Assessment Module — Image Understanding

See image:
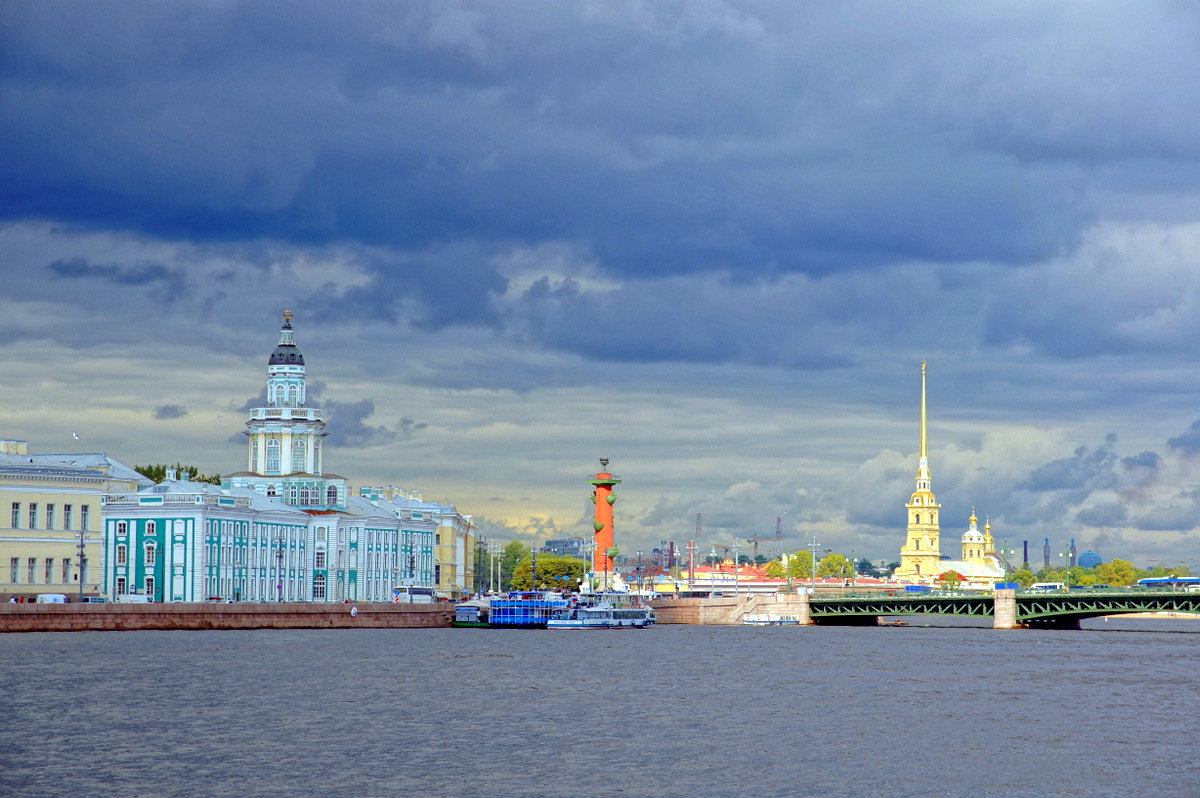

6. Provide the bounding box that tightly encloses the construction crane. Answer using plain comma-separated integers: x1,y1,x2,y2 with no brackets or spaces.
748,517,786,562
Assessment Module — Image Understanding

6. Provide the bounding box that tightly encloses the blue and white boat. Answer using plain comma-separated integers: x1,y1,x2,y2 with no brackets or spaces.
742,613,800,626
546,594,655,630
489,591,570,628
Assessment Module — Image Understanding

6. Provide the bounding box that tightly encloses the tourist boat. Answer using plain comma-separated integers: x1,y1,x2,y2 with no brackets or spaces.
451,601,490,628
742,613,800,626
546,593,655,630
488,591,570,628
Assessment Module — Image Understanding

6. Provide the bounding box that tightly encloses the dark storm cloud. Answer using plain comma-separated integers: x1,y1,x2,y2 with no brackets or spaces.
323,398,425,449
7,2,1200,295
153,404,188,420
1019,434,1119,493
1168,420,1200,452
1122,451,1159,470
1076,503,1127,528
47,257,187,300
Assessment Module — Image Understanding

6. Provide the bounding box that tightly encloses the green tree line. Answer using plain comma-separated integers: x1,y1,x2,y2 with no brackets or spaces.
135,463,223,485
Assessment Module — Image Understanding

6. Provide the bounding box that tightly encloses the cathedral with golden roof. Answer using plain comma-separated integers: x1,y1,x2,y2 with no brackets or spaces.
893,363,1005,587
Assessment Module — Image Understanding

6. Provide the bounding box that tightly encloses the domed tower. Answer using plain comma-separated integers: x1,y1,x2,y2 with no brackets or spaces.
896,362,942,581
961,510,985,562
229,311,344,508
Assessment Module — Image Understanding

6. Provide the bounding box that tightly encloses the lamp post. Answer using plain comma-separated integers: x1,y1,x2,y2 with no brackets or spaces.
732,539,740,598
636,550,643,595
807,536,822,595
275,536,284,601
1059,551,1070,590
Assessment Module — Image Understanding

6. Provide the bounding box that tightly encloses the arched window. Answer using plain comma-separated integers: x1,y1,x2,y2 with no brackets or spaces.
313,574,326,600
291,437,305,473
288,386,298,406
288,484,298,505
251,439,259,471
326,485,337,506
266,440,280,474
915,514,921,524
914,539,920,550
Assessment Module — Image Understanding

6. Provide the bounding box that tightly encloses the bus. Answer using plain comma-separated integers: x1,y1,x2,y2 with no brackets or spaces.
1027,582,1065,591
392,586,436,604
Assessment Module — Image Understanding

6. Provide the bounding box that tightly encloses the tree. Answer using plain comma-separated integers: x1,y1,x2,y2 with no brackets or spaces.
786,550,815,579
763,559,786,578
936,570,965,588
499,541,530,591
1095,558,1137,586
1010,568,1036,588
511,555,584,591
135,463,222,485
818,553,855,579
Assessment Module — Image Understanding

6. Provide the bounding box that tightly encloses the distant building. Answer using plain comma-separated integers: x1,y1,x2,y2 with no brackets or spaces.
1,440,148,600
1078,550,1102,569
894,363,1003,588
101,310,468,602
542,537,585,558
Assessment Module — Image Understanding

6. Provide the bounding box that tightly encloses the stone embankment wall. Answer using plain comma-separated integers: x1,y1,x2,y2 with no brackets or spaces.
0,602,451,632
649,594,810,625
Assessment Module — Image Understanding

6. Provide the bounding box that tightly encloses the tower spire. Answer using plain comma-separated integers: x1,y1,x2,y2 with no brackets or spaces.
920,360,927,460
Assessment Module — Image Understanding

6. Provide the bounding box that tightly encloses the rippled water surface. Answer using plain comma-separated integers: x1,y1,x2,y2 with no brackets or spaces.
2,621,1198,797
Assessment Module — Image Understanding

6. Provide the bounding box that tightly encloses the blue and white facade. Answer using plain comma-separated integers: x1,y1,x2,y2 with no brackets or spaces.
227,309,347,510
100,310,445,603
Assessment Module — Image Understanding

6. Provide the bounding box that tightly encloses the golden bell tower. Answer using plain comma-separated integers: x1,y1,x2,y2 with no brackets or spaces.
895,362,942,581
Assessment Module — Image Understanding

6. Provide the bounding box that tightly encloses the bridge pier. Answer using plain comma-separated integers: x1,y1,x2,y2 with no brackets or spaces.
993,588,1020,629
797,591,812,625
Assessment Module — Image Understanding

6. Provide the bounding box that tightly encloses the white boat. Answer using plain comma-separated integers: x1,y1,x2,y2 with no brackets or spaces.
742,613,800,626
547,594,655,630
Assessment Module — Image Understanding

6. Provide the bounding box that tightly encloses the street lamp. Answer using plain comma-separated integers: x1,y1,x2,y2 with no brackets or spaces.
1058,551,1070,590
636,550,643,595
274,536,284,601
807,536,822,595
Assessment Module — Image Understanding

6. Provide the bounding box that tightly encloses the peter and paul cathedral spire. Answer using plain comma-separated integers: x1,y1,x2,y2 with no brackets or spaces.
895,361,942,581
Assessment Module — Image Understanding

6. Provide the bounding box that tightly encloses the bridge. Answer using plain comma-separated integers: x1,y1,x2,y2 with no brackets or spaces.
809,588,1200,629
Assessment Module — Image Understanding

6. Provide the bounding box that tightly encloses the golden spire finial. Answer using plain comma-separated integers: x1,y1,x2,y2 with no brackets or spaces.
919,361,928,460
282,309,294,323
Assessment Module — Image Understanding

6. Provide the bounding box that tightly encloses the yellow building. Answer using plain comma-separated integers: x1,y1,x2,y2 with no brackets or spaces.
894,363,943,581
892,366,1006,588
1,439,148,600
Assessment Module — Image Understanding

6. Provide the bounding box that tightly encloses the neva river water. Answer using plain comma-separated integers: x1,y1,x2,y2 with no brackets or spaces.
3,620,1198,798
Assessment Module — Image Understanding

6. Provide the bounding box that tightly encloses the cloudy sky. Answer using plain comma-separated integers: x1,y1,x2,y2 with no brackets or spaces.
4,2,1200,567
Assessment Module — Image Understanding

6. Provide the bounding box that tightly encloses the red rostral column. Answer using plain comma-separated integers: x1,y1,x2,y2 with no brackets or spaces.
590,458,622,575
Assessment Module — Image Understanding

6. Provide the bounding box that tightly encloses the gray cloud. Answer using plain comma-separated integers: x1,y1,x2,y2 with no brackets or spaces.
153,404,188,420
1019,434,1119,493
1168,420,1200,452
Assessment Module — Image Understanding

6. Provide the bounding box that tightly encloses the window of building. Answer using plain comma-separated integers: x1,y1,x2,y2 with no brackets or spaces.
117,576,127,595
145,544,156,566
63,505,72,531
291,438,305,473
266,439,280,474
316,527,326,543
80,505,89,531
27,558,36,583
146,520,156,536
117,521,127,537
266,485,277,498
44,559,53,583
28,503,37,530
326,485,337,506
313,574,325,600
46,504,55,530
62,558,70,583
10,557,18,583
145,576,155,598
315,551,326,569
251,438,259,471
10,502,18,529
